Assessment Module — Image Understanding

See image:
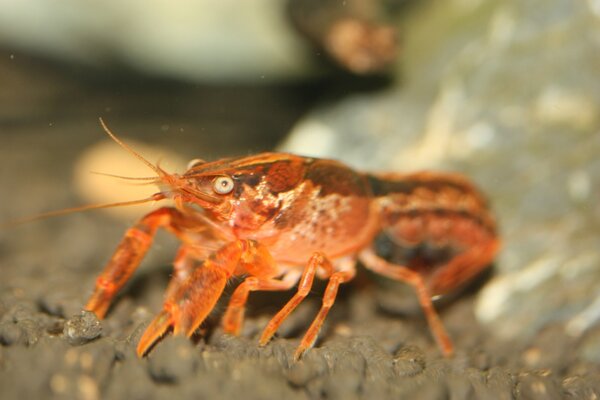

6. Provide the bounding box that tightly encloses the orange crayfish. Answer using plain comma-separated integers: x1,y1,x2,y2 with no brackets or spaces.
70,119,499,359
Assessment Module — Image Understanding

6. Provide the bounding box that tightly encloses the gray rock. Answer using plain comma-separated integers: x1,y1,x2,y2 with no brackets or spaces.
467,367,515,400
64,310,102,345
0,322,22,346
393,345,426,378
38,289,82,318
562,375,600,399
281,0,600,347
517,370,562,400
147,335,198,383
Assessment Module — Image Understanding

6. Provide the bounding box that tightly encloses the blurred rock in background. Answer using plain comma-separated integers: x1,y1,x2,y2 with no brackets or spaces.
0,0,401,83
288,0,400,74
0,0,403,221
282,0,600,355
0,0,311,83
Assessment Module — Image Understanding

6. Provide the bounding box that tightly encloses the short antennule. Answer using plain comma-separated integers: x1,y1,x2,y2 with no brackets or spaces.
90,171,160,184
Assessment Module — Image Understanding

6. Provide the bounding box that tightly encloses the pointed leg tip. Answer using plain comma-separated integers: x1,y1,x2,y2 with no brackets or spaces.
293,341,312,362
441,344,454,358
136,310,174,358
435,331,454,358
258,335,271,347
259,324,277,347
136,342,150,358
136,334,157,358
293,348,306,362
221,324,240,337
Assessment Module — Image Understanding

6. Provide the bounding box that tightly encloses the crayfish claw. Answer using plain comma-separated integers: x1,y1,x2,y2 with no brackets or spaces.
136,309,174,357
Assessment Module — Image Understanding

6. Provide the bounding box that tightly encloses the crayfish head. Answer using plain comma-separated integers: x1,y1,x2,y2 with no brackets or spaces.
97,119,313,229
177,153,309,228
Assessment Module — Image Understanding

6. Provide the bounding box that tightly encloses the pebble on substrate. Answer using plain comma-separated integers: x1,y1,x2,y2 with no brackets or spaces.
562,375,600,399
517,370,562,400
392,345,426,378
38,290,82,318
0,321,22,345
16,319,41,346
6,303,37,323
466,367,514,400
285,342,330,387
147,335,197,383
0,318,42,347
64,311,102,346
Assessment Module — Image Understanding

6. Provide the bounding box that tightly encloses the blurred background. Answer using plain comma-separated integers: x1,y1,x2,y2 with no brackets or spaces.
0,0,405,218
1,0,600,398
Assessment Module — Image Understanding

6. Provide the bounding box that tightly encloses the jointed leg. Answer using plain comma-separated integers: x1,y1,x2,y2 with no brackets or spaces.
221,271,301,335
86,207,186,318
259,252,333,346
294,266,356,360
359,247,453,357
136,239,282,357
428,238,500,296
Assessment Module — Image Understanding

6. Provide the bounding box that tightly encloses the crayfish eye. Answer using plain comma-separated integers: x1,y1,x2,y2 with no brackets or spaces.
213,176,235,194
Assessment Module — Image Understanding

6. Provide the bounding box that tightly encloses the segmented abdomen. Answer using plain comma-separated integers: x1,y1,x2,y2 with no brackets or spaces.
368,171,496,244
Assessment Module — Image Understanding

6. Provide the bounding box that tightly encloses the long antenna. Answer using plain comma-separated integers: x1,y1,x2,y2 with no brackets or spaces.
2,119,173,229
3,193,166,228
98,117,166,177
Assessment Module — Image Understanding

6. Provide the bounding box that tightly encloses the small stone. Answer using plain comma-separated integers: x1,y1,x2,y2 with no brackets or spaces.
393,345,425,377
147,335,197,383
517,370,561,400
562,375,600,399
287,360,317,387
17,319,41,346
45,319,65,336
38,291,79,318
0,322,22,345
7,303,36,323
64,311,102,346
